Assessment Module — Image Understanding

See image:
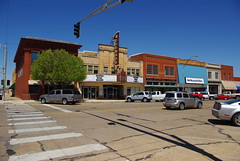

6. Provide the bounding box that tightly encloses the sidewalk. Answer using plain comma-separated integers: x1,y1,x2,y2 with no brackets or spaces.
0,96,125,104
0,96,37,104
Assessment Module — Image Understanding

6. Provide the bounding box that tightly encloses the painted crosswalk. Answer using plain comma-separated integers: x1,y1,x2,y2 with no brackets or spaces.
5,104,108,161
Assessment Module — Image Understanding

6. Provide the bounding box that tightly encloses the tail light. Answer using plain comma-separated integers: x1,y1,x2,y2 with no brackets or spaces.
216,104,221,110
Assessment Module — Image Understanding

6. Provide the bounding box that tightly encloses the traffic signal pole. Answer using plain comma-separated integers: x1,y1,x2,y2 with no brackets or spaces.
74,0,133,38
0,43,8,101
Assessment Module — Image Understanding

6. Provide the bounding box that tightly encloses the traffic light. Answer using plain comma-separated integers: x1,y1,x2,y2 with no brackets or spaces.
7,80,10,86
74,22,80,38
120,0,133,3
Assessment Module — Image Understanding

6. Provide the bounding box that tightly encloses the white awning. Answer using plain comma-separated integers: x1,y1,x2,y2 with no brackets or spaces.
222,81,237,90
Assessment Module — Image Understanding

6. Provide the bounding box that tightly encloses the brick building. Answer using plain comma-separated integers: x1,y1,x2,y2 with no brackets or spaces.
14,37,82,100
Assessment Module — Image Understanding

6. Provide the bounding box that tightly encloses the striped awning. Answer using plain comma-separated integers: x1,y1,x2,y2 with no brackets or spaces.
222,81,237,90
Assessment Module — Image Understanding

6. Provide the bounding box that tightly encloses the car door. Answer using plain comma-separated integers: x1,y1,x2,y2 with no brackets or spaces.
55,90,61,103
183,93,191,107
187,93,195,107
47,90,56,102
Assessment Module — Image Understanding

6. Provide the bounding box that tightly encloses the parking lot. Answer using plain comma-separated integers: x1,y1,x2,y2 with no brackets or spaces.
1,100,240,161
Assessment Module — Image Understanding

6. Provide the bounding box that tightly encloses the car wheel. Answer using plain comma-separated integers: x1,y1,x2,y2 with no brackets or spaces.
62,98,68,105
179,103,185,110
41,98,46,104
232,113,240,127
166,107,171,110
142,97,148,102
127,97,132,102
197,102,202,109
224,97,228,100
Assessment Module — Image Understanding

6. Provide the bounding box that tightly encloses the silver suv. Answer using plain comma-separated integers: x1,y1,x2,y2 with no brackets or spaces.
126,91,152,102
163,92,203,110
40,89,81,105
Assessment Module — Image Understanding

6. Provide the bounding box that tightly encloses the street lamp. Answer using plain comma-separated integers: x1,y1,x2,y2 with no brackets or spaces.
181,55,199,91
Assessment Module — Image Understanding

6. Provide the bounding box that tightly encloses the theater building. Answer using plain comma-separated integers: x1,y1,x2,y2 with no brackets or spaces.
78,44,144,99
129,53,178,93
14,37,82,100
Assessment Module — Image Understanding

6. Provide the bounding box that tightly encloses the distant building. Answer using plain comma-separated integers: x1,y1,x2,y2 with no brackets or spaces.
79,44,144,99
13,37,81,100
177,59,208,92
206,63,221,94
129,53,178,93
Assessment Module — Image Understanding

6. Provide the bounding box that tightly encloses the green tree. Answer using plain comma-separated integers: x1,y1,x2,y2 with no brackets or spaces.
31,49,87,88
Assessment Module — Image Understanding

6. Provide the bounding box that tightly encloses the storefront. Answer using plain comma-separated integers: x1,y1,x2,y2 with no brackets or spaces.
178,63,208,92
81,74,144,99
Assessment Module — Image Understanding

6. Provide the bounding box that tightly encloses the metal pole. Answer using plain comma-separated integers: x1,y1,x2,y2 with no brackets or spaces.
2,45,7,101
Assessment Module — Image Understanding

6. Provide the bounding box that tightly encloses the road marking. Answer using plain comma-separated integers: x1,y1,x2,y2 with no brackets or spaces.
7,111,42,114
8,143,107,161
8,120,57,126
8,114,44,117
8,126,67,134
9,133,83,145
43,104,72,113
7,117,51,121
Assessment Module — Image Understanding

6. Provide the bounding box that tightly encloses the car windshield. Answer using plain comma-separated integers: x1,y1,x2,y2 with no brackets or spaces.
73,90,80,95
224,99,240,104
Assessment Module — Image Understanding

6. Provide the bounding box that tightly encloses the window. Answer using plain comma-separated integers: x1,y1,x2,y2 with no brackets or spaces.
147,65,158,75
177,93,182,98
136,69,140,76
111,67,115,74
94,66,98,74
127,68,131,75
208,72,212,79
165,66,174,76
56,90,61,94
104,67,108,74
63,90,72,94
224,73,226,80
228,73,231,80
88,65,93,73
215,72,219,79
132,69,136,75
49,90,55,95
31,52,38,65
183,93,189,98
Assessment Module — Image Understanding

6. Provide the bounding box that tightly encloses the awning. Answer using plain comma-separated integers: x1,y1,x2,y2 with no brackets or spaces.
145,85,179,88
222,81,237,90
9,83,15,89
237,86,240,90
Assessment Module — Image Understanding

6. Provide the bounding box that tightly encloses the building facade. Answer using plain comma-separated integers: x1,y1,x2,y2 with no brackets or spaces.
221,65,240,92
129,53,178,93
206,63,221,94
177,59,208,92
14,37,82,100
79,44,144,99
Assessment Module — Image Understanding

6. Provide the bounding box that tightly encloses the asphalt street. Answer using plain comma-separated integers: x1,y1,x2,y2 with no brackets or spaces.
0,100,239,161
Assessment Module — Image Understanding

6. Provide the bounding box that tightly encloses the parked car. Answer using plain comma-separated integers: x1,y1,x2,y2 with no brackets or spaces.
200,92,217,100
151,91,165,102
216,94,230,100
163,92,203,110
39,89,81,105
191,92,204,100
223,91,240,99
126,91,152,102
212,99,240,126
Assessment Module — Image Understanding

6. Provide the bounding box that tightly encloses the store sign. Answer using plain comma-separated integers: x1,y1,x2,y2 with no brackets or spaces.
186,77,204,84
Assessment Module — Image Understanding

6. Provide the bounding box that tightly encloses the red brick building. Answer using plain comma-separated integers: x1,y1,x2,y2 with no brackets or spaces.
14,37,82,100
129,53,178,92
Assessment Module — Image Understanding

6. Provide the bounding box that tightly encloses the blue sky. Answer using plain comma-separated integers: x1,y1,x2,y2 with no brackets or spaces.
0,0,240,81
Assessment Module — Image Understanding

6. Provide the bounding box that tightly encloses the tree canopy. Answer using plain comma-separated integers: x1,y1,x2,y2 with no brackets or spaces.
30,49,87,87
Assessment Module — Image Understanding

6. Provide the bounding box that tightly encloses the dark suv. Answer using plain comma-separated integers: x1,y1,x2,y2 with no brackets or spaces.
40,89,81,105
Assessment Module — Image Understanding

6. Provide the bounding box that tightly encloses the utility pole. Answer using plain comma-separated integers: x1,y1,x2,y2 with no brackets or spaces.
73,0,133,38
0,44,8,101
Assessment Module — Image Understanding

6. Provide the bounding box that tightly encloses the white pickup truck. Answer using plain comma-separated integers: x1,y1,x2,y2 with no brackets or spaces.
223,91,240,99
151,91,166,101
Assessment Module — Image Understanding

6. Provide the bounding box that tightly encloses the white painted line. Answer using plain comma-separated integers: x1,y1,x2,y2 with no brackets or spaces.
8,144,107,161
8,126,67,134
8,117,51,121
43,104,72,113
8,114,44,117
8,120,57,126
9,133,83,145
7,111,42,114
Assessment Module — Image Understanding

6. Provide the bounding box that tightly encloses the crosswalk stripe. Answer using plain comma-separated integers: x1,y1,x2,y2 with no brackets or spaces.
8,114,44,117
43,104,72,112
8,143,107,161
9,133,83,145
9,126,67,134
8,117,50,121
8,120,57,126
